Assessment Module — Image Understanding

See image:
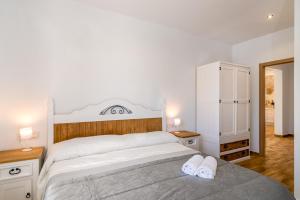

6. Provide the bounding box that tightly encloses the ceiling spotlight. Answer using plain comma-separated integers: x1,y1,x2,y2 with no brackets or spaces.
267,14,274,20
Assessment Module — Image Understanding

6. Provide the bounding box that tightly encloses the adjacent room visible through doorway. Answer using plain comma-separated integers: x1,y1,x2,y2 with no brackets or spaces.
265,63,294,138
238,58,294,192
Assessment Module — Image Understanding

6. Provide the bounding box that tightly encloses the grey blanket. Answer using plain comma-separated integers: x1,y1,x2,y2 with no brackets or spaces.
43,153,295,200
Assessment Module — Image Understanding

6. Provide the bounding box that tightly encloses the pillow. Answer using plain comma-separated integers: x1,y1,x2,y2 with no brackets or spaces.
49,131,178,161
40,131,178,179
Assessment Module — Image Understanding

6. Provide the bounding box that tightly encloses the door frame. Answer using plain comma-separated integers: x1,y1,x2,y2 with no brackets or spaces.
259,57,294,155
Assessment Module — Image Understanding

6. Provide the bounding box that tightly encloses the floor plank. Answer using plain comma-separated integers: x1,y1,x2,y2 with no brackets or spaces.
237,125,294,192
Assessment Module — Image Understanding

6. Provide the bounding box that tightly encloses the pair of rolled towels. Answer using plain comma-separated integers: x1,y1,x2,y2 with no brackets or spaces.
182,155,217,179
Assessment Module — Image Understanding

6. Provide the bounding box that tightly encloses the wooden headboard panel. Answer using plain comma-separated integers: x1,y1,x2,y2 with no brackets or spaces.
47,99,166,149
53,118,162,143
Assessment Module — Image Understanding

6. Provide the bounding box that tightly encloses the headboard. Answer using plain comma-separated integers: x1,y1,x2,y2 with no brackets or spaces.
47,98,166,150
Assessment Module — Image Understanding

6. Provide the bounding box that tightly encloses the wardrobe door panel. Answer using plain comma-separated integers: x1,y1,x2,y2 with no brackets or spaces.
220,103,235,136
236,68,250,101
236,103,250,135
220,66,235,101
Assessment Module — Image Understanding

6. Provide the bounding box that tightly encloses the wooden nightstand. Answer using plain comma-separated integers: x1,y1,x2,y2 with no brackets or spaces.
0,147,45,200
170,131,201,150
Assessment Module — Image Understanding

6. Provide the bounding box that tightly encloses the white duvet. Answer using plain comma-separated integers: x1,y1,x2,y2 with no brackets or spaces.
38,131,196,200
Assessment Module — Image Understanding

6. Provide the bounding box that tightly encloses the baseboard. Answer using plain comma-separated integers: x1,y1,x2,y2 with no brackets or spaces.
274,134,294,138
265,122,274,126
230,156,250,163
250,151,260,156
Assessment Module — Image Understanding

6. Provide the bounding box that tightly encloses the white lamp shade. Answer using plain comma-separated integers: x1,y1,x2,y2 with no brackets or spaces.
174,118,181,126
19,127,33,140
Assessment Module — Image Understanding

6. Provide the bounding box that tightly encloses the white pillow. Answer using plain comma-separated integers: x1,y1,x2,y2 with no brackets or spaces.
49,131,178,161
40,131,178,180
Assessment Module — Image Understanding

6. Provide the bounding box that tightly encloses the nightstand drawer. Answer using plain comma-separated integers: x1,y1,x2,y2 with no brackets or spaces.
0,163,33,181
185,138,197,146
179,136,200,150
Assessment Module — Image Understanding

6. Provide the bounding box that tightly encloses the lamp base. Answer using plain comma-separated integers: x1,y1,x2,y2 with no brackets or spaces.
21,148,32,152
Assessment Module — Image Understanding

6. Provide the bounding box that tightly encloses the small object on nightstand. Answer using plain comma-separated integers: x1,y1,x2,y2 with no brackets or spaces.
0,147,45,200
19,127,34,152
173,118,181,133
170,131,201,151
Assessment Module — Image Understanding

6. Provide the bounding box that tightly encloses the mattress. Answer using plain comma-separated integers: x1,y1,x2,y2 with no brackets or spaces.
38,142,295,200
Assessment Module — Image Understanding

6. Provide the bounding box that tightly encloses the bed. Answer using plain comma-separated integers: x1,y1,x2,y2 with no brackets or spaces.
38,99,295,200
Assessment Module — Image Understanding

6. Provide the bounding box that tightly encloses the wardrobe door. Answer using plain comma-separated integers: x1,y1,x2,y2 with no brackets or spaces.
236,67,250,135
220,65,236,137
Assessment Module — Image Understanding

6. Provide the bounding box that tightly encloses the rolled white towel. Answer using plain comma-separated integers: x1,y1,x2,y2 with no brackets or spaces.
195,156,217,179
181,155,204,176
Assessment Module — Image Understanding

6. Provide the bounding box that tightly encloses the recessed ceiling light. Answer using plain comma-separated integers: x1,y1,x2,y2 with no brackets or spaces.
267,14,274,20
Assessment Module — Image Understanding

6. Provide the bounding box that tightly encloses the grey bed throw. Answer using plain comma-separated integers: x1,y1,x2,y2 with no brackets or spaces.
43,153,295,200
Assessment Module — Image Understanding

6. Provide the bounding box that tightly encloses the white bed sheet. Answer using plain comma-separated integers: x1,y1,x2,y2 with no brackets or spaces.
38,143,195,199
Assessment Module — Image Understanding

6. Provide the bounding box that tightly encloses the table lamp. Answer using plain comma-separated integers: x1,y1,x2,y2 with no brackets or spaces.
173,118,181,133
19,127,33,152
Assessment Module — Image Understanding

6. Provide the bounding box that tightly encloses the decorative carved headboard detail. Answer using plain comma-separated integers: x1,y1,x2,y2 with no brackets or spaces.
99,105,133,115
47,98,166,149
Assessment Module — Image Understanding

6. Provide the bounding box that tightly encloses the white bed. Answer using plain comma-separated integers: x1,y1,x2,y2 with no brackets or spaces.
38,132,195,199
39,98,195,199
38,99,294,200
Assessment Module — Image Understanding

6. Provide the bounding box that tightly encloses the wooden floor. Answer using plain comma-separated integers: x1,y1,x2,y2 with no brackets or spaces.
237,125,294,192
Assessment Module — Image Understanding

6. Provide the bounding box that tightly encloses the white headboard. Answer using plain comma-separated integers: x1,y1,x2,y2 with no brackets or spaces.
47,98,166,150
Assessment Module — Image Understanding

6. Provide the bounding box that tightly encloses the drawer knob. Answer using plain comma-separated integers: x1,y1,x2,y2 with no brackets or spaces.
9,167,21,175
26,192,31,198
223,144,228,149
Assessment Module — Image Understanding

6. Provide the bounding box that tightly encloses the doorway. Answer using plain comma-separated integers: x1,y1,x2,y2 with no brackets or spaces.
259,57,294,155
258,57,294,191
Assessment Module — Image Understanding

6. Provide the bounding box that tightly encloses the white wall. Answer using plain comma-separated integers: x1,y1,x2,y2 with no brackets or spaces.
294,0,300,197
266,64,294,136
232,27,294,152
270,63,294,135
0,0,231,151
273,68,283,135
286,63,295,135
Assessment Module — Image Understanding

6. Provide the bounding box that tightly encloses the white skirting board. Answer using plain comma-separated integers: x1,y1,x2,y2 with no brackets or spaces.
220,146,249,156
230,156,250,164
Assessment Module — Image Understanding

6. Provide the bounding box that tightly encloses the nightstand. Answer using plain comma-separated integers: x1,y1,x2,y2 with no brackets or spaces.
170,131,201,150
0,147,45,200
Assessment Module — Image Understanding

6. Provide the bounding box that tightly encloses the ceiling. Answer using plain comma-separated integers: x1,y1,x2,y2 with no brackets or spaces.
77,0,294,44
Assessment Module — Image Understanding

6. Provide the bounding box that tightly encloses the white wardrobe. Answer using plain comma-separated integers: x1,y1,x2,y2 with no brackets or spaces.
197,61,251,162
